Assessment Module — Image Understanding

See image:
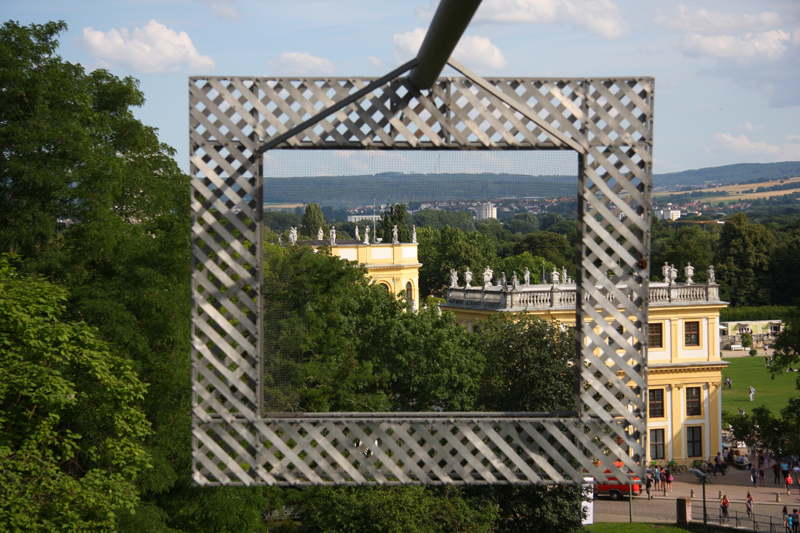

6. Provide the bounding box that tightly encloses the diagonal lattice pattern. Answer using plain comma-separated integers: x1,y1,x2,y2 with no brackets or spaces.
190,71,653,486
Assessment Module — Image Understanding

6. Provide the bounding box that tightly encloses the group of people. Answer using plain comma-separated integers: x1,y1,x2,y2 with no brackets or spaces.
644,467,674,498
782,507,800,531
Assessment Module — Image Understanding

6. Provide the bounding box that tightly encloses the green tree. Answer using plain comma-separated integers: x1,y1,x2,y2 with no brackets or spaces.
417,226,498,297
474,313,574,412
499,252,555,285
473,313,584,533
769,220,800,306
714,213,775,306
514,231,574,270
651,225,719,283
0,257,152,532
0,21,269,532
504,213,539,235
300,203,325,238
301,486,497,533
379,203,411,242
263,243,482,413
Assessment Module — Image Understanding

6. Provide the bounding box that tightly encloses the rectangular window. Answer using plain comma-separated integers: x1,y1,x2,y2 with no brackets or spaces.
649,389,664,418
685,321,700,346
648,323,663,348
650,428,665,460
686,426,703,457
686,387,701,416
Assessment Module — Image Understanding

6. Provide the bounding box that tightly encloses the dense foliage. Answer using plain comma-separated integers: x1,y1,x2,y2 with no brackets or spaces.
0,257,151,532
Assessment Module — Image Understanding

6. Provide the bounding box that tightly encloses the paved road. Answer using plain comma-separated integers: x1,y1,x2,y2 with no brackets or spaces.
593,466,800,523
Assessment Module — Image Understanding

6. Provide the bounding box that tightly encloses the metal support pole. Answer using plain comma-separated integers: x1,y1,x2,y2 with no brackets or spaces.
408,0,483,90
629,483,633,523
702,477,708,533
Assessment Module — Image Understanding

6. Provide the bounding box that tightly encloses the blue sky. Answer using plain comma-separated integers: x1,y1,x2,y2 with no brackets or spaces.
6,0,800,174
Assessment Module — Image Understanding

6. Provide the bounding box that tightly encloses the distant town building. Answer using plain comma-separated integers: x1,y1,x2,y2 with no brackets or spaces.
347,214,381,222
475,202,497,220
656,209,681,221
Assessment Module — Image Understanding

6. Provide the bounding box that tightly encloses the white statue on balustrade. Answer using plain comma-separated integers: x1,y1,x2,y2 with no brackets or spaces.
449,269,458,288
685,262,694,284
483,266,493,286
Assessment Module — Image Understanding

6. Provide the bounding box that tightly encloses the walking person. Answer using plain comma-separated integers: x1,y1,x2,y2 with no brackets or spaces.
759,464,766,487
749,385,756,401
654,468,662,491
666,468,674,492
774,461,782,484
746,491,755,519
783,459,790,481
787,472,794,496
721,495,730,520
750,465,758,488
783,506,789,528
793,509,799,533
714,452,726,476
646,474,652,500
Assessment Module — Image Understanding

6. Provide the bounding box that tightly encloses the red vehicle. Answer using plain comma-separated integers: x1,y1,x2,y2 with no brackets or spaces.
594,461,641,500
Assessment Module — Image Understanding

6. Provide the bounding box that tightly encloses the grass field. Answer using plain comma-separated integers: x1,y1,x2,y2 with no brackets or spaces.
721,355,799,415
587,523,691,532
653,176,800,203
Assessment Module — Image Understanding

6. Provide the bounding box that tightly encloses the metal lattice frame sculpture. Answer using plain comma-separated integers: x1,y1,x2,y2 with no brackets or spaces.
190,59,653,486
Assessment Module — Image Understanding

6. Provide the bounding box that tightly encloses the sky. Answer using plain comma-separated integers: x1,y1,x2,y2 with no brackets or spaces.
6,0,800,175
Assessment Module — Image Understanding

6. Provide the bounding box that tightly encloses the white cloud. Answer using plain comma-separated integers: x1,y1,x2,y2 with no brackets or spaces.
713,133,800,160
679,29,790,62
654,4,799,107
478,0,627,39
787,134,800,142
267,52,336,75
76,20,215,73
654,4,781,36
393,28,506,70
368,56,385,68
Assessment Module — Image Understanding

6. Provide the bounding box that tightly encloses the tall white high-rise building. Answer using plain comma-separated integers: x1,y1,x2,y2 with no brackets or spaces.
476,202,497,220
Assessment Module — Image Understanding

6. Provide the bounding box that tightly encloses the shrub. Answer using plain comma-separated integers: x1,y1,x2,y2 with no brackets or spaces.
749,349,758,357
720,306,794,322
742,333,753,348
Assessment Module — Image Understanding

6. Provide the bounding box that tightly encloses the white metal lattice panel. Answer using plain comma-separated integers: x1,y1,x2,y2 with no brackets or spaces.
190,72,653,486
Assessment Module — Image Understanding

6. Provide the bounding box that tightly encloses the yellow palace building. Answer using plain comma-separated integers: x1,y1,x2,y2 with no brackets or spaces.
440,264,728,467
289,229,421,311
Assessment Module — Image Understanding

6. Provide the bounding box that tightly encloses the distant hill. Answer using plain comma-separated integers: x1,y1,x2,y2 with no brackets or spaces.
653,161,800,190
264,173,576,207
262,162,800,207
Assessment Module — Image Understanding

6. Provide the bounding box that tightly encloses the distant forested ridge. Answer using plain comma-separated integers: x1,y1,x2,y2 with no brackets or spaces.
264,172,577,206
262,162,800,206
654,161,800,190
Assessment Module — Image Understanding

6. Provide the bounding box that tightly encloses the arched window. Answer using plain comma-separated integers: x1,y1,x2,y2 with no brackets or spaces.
378,283,390,293
406,281,414,310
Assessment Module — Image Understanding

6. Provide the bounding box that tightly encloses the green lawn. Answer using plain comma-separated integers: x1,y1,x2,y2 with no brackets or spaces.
721,355,799,415
587,524,691,533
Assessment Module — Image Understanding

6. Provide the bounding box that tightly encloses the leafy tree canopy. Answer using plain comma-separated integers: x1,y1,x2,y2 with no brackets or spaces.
379,203,412,242
0,257,151,532
263,244,482,413
300,203,325,238
714,213,775,306
513,231,574,270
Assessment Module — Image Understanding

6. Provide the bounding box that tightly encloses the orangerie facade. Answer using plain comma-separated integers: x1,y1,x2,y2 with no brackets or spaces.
440,266,728,467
